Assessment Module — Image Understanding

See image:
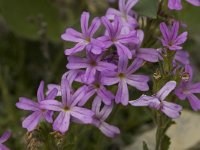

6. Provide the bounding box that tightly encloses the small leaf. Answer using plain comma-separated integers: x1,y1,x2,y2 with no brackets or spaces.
143,141,149,150
134,0,159,18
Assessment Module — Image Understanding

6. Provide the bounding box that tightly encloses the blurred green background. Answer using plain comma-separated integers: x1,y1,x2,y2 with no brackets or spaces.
0,0,199,149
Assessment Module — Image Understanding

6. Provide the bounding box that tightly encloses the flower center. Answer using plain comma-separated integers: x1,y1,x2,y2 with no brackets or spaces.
118,73,125,79
90,61,97,66
63,106,70,112
94,83,100,89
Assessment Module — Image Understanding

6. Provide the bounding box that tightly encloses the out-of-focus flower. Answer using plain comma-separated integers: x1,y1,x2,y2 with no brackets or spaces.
106,0,138,34
168,0,200,10
175,65,200,111
66,53,117,84
174,50,190,65
100,16,139,59
0,131,11,150
16,81,58,131
130,81,182,119
160,21,188,50
131,30,159,63
102,56,149,106
40,78,94,133
92,96,120,138
62,12,105,55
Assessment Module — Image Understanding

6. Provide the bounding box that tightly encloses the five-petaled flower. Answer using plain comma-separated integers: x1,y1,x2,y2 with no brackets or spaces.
40,78,94,133
102,56,149,106
160,21,188,51
16,81,58,131
62,11,104,55
130,81,182,119
106,0,138,34
100,16,139,59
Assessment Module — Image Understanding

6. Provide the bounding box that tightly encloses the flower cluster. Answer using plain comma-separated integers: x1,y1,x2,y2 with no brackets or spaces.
16,0,200,140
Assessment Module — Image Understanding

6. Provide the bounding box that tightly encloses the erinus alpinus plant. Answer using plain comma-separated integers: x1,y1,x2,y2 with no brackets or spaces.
1,0,200,150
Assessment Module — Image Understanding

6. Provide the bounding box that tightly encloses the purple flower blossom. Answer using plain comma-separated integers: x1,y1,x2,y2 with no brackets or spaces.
175,65,200,111
131,30,159,63
174,50,190,65
102,56,149,106
66,53,117,84
0,131,11,150
130,81,182,119
168,0,200,10
16,81,58,131
40,78,94,133
91,96,120,138
160,21,188,50
100,16,139,59
61,11,104,55
106,0,138,34
78,73,115,106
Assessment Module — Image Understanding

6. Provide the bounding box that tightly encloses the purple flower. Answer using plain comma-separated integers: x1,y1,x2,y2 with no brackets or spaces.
131,30,159,63
130,81,182,119
160,21,188,50
100,16,139,59
61,11,104,55
91,96,120,138
102,56,149,106
0,131,11,150
16,81,58,131
78,73,115,106
40,78,94,133
66,53,117,84
106,0,138,34
174,50,190,65
168,0,200,10
175,65,200,111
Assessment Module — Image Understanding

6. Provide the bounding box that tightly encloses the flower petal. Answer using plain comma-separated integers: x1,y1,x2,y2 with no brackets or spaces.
40,100,63,111
22,111,42,131
115,80,129,106
53,112,70,133
0,132,11,143
187,94,200,111
16,97,39,111
126,75,149,91
156,81,176,101
37,81,44,102
70,107,94,124
99,122,120,138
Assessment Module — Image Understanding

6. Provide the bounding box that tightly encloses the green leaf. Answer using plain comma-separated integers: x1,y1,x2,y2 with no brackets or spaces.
143,141,149,150
0,0,63,42
160,135,171,150
134,0,159,18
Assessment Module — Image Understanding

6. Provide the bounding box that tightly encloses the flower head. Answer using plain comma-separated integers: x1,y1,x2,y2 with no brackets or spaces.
106,0,139,34
62,11,105,55
100,16,139,59
102,56,149,105
16,81,58,131
130,81,182,119
160,21,188,50
66,53,117,84
91,96,120,138
0,131,11,150
40,78,94,133
175,65,200,111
